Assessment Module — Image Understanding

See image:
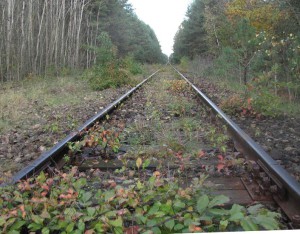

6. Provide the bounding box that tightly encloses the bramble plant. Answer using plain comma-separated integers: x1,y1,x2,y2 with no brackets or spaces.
83,126,122,155
0,168,282,233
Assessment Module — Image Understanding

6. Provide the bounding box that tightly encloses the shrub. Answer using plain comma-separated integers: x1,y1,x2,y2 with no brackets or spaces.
88,61,132,91
122,56,143,75
84,33,139,90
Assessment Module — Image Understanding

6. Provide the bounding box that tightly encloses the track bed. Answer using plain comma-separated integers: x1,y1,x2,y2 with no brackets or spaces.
1,67,297,233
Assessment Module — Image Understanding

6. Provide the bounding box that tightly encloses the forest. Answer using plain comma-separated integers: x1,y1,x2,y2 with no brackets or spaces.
0,0,166,83
172,0,300,113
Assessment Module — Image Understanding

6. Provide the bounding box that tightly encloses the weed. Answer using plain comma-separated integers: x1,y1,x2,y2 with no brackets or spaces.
207,126,229,153
123,119,156,146
63,155,71,163
166,80,190,94
220,94,244,116
67,141,83,154
167,99,193,117
44,122,60,133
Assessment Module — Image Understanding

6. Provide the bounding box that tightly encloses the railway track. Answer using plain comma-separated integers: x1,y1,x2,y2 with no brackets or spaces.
1,65,300,232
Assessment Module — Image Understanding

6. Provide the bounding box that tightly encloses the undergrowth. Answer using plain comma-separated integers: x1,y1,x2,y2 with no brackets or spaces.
187,57,300,118
0,75,91,133
0,167,282,233
83,32,143,91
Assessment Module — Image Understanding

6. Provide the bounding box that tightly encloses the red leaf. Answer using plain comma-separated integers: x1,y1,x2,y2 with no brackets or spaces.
125,226,139,234
198,150,206,158
84,230,95,234
217,155,224,162
217,163,225,172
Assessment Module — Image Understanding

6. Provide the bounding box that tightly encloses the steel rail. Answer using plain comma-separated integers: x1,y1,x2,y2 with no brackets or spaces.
9,69,161,184
171,65,300,205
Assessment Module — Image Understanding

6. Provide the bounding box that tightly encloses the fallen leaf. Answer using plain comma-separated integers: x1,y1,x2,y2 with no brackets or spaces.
136,158,142,169
217,155,224,162
217,163,225,172
125,226,139,234
198,150,206,158
153,171,161,177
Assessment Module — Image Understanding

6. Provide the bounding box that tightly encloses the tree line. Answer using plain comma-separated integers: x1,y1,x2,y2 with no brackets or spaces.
172,0,300,101
0,0,166,82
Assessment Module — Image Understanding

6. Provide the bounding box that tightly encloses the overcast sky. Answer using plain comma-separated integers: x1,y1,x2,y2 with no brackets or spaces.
128,0,193,56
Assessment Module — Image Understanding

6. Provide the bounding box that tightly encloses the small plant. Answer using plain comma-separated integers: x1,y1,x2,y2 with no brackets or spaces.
83,126,122,157
67,141,83,154
168,99,192,117
44,122,60,133
220,94,244,115
166,80,190,94
63,154,71,163
207,126,229,153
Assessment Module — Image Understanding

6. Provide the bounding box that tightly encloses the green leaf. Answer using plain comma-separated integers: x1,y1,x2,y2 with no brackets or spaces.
72,231,82,234
219,220,228,231
32,215,44,225
208,208,229,216
73,178,87,191
28,222,42,231
9,220,26,231
229,212,244,221
41,209,51,219
173,200,185,210
94,222,104,232
104,190,115,202
114,227,123,233
106,211,117,218
255,215,279,230
142,159,151,169
230,204,244,215
136,214,147,224
165,219,175,230
247,204,264,215
196,195,209,214
8,230,20,234
147,203,160,215
241,217,259,231
148,176,156,188
137,180,144,190
142,231,152,234
152,227,161,234
0,217,5,226
42,227,50,234
109,217,123,227
58,220,68,229
147,219,157,227
81,191,93,203
208,195,229,208
174,223,184,231
37,171,46,183
184,218,193,226
64,208,76,217
78,220,85,231
160,203,173,215
154,211,166,218
87,207,96,217
66,222,75,233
